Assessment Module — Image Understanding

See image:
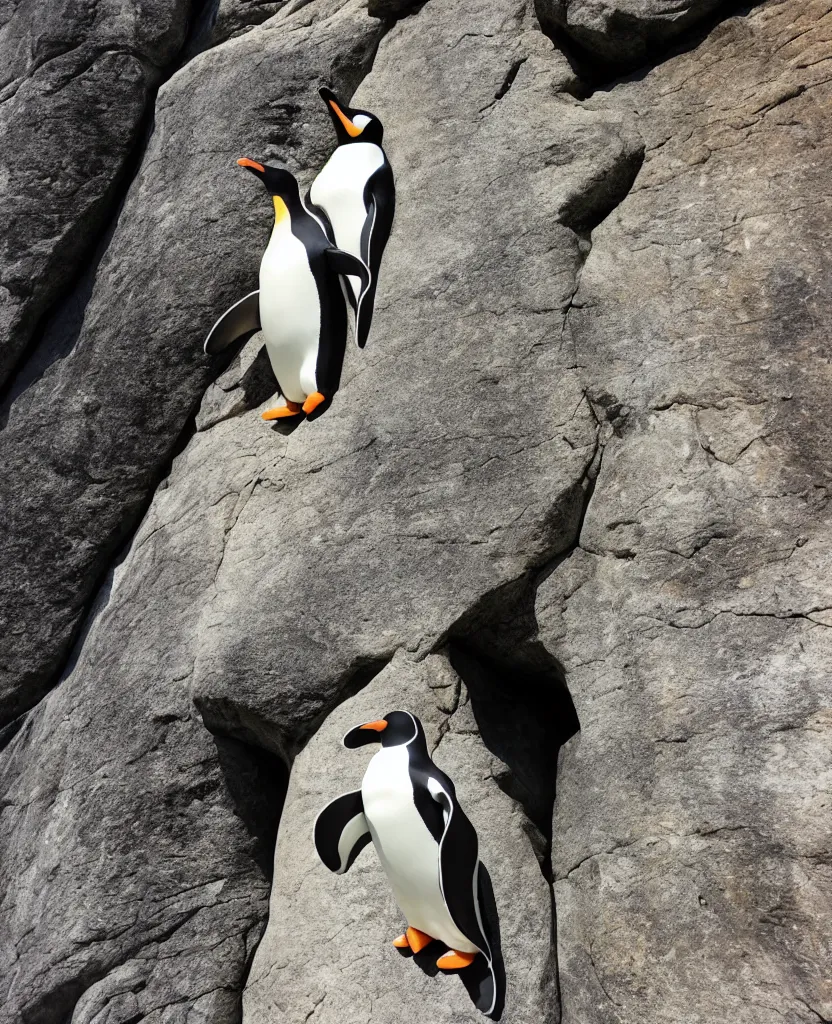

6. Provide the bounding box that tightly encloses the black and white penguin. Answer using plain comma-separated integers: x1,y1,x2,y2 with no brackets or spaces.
314,711,499,1018
308,87,395,349
204,158,369,421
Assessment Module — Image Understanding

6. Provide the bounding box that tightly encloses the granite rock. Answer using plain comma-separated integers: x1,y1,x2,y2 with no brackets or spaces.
0,0,195,388
0,0,385,725
534,0,729,65
537,3,832,1022
1,0,830,1022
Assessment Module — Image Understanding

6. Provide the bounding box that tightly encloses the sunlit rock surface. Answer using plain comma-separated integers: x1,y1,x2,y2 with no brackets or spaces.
0,0,829,1021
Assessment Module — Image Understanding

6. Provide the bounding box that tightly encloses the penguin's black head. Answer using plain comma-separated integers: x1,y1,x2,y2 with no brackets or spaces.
343,710,423,749
319,87,383,146
237,158,301,202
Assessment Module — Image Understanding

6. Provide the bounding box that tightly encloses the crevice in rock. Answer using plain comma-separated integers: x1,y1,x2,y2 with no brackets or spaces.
478,56,529,113
448,641,578,882
543,0,760,96
193,649,394,1019
367,0,431,23
436,456,595,872
441,567,581,1024
212,735,290,880
182,0,289,60
559,144,645,235
0,709,29,755
558,127,645,370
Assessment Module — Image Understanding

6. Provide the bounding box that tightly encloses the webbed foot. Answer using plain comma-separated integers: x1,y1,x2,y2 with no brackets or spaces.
404,927,433,953
262,401,302,420
302,391,326,415
437,950,477,970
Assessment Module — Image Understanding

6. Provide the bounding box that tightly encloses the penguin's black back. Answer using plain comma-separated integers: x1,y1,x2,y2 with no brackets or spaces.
286,202,351,408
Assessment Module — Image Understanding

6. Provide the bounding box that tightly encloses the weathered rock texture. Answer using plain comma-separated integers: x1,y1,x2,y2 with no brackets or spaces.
539,4,832,1021
534,0,729,65
1,0,830,1022
0,0,195,388
0,0,385,725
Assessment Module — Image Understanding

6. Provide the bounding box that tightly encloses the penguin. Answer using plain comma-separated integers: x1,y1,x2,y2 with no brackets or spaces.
204,159,370,422
314,711,499,1019
308,87,395,349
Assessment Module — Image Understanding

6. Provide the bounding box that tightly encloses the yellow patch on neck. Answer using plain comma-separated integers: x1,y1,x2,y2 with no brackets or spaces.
273,196,289,224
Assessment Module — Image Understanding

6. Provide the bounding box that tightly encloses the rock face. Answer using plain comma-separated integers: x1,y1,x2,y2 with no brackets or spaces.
0,0,195,388
0,0,385,725
1,0,830,1023
539,4,832,1021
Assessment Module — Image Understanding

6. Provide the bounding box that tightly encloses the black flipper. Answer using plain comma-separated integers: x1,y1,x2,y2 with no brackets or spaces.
313,790,371,875
203,290,260,355
325,247,371,299
302,194,336,247
356,162,395,349
429,777,500,1019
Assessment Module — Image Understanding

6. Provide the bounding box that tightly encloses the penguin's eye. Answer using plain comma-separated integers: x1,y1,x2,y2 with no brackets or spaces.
352,114,371,131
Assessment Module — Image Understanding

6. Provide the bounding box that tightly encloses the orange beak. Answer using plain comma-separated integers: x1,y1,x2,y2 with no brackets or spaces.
360,720,388,732
328,100,362,138
237,157,265,172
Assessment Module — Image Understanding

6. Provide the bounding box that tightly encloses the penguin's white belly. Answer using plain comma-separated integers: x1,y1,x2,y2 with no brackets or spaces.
362,747,478,954
310,143,384,300
258,227,321,404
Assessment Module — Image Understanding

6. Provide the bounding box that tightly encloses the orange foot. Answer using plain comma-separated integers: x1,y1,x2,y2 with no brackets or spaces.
262,401,302,421
437,950,477,970
302,391,327,415
401,927,433,953
393,934,410,949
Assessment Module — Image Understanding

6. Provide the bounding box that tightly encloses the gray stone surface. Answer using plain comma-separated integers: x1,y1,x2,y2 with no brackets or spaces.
0,0,640,1015
185,0,289,56
244,653,556,1024
534,0,727,65
0,0,194,389
195,339,277,432
188,0,641,754
0,501,285,1024
1,0,830,1022
0,0,385,726
536,3,832,1022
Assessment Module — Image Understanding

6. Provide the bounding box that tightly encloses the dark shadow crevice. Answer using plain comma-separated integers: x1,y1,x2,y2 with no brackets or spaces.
441,580,580,1020
437,476,590,871
541,0,761,96
448,636,579,883
195,653,395,765
192,647,394,1017
213,735,290,880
